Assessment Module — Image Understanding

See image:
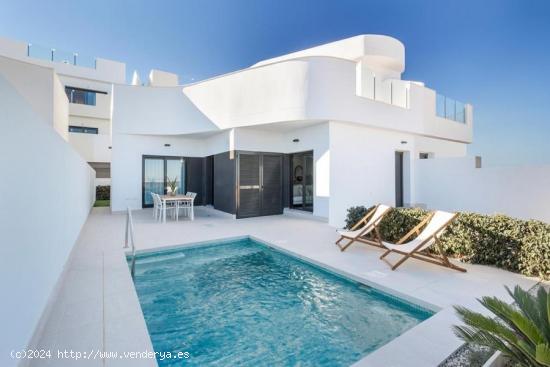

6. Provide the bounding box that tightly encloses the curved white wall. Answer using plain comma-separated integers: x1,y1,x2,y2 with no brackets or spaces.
112,85,219,135
112,53,471,145
183,56,472,143
254,34,405,77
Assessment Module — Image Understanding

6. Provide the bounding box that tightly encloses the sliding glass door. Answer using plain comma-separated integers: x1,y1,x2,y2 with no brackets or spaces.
290,151,313,212
142,156,186,207
143,158,164,206
166,158,185,195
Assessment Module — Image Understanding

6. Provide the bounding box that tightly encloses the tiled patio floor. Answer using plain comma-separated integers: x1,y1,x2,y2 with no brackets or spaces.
30,206,541,366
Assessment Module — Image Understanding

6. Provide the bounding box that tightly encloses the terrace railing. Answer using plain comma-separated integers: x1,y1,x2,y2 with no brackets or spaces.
436,94,466,123
27,43,96,69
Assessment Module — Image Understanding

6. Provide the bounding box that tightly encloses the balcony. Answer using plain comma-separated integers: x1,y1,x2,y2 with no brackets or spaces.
436,94,466,123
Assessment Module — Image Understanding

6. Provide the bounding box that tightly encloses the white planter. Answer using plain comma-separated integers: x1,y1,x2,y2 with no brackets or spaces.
482,351,508,367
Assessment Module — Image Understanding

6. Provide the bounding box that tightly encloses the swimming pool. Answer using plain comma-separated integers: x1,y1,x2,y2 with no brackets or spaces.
131,237,433,366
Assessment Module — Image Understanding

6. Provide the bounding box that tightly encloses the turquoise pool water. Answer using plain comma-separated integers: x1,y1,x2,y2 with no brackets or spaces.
131,237,433,367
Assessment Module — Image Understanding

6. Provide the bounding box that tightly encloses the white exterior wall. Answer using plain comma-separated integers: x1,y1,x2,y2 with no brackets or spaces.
52,73,69,140
148,69,179,87
0,75,95,366
183,56,472,143
254,34,405,77
0,36,126,84
327,121,467,227
68,133,112,162
415,157,550,223
112,85,218,135
0,37,125,163
61,76,113,121
0,55,70,139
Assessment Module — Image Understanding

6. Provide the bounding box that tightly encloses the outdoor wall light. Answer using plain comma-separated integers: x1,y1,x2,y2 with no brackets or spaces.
108,146,112,149
293,138,300,143
401,141,408,144
164,143,171,147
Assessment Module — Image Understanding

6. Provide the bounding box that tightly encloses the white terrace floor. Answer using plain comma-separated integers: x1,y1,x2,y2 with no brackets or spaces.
31,206,540,367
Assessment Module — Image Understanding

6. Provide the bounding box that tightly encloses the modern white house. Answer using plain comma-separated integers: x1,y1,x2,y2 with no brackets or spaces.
0,36,125,186
3,32,550,367
110,35,473,227
0,34,474,227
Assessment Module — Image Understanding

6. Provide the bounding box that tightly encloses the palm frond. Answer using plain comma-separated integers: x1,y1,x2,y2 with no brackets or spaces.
454,285,550,367
480,296,544,345
536,344,550,366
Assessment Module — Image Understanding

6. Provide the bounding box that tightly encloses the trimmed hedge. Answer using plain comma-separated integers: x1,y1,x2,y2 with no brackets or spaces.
345,206,550,280
96,185,110,200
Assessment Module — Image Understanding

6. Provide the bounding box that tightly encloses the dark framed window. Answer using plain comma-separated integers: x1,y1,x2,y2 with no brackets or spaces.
142,155,187,208
64,86,107,106
419,152,433,159
68,125,98,134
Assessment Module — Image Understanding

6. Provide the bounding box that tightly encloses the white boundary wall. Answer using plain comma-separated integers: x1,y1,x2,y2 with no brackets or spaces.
415,157,550,223
0,74,95,366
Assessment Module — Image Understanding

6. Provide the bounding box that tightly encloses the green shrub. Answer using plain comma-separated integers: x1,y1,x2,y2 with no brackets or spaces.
344,206,373,229
344,206,550,279
376,207,428,243
96,185,110,200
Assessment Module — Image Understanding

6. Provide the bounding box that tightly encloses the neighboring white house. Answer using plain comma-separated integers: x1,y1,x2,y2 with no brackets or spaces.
0,36,125,186
110,35,473,226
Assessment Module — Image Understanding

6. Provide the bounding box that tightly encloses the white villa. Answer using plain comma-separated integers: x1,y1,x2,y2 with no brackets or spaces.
1,34,474,226
1,34,548,367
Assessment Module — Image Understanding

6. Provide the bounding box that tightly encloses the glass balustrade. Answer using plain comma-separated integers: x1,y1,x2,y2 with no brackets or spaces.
436,93,466,123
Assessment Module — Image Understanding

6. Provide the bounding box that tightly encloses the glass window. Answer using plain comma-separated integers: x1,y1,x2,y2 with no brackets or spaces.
68,125,98,134
166,159,186,196
142,156,186,207
144,158,165,206
419,153,431,159
64,86,102,106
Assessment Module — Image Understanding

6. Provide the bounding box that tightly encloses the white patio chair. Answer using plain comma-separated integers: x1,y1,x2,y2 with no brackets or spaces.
178,192,197,219
335,204,392,251
153,193,177,222
151,193,162,220
376,210,466,272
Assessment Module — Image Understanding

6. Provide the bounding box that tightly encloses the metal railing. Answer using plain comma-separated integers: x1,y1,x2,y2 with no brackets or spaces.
124,207,137,279
27,43,96,69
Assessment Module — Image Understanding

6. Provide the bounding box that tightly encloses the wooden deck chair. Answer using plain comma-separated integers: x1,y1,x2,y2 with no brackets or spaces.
335,204,392,252
375,210,466,272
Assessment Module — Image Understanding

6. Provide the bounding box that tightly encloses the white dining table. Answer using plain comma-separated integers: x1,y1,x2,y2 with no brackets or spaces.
160,194,194,222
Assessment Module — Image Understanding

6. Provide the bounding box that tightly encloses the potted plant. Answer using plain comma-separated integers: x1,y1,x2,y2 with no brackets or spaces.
167,177,178,196
454,285,550,367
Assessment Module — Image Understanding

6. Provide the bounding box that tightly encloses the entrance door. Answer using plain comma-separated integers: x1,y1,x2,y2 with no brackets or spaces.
395,151,404,207
237,152,283,218
290,151,313,212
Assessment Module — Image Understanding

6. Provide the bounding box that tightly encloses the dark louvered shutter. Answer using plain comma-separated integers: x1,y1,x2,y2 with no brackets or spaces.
261,154,283,215
238,153,261,218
